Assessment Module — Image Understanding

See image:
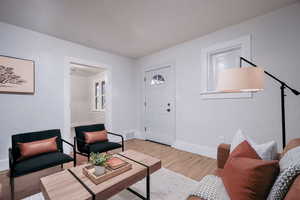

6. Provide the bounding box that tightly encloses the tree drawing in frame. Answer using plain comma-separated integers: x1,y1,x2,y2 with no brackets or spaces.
0,65,27,86
0,55,35,94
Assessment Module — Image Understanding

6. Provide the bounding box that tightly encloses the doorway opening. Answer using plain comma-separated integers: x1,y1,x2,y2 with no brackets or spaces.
69,62,107,139
64,57,112,153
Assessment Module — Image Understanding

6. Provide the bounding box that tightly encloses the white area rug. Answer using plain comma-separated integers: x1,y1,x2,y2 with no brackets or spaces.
24,168,198,200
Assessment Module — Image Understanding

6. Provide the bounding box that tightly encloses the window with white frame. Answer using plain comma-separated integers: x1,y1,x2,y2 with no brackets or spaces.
207,47,241,91
101,80,105,110
201,35,252,99
93,80,105,111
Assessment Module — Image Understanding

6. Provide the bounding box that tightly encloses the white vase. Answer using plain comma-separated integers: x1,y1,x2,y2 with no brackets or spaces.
94,166,105,176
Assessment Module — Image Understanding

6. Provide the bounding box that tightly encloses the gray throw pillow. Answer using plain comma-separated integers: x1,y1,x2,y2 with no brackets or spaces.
279,146,300,172
190,175,230,200
190,175,220,200
267,163,300,199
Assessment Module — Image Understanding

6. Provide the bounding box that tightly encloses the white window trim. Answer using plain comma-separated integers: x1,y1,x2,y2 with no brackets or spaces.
91,79,105,112
200,35,253,99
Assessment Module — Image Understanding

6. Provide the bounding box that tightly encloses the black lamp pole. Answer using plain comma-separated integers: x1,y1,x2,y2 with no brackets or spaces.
240,57,300,148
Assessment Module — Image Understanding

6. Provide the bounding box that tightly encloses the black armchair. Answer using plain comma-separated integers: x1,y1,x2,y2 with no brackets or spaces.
9,129,75,200
74,124,124,160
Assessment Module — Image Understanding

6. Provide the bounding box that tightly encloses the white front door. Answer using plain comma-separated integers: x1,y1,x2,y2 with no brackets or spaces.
144,66,175,145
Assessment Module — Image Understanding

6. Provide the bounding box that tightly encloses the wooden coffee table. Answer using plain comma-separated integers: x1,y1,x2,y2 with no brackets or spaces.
40,150,161,200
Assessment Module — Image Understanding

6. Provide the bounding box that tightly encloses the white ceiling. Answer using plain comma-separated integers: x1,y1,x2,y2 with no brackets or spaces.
0,0,298,58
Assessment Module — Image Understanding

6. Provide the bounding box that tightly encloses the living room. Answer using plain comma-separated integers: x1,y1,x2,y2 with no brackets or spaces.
0,0,300,200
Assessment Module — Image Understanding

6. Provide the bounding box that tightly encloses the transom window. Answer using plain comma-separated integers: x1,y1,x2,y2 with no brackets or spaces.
151,74,165,85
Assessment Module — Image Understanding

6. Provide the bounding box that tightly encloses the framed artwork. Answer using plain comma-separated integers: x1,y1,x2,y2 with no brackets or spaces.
0,55,35,94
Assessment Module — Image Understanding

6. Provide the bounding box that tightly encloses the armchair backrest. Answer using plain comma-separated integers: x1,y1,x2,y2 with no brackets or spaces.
74,124,106,151
11,129,63,162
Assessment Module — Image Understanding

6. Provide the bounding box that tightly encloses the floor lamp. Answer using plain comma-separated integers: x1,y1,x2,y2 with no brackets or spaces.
217,57,299,148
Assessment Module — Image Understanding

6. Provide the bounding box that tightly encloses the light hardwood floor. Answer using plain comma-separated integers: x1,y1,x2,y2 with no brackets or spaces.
119,139,217,181
0,139,216,199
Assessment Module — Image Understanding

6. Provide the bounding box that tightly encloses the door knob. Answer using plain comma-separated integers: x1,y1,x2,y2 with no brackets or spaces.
166,108,171,112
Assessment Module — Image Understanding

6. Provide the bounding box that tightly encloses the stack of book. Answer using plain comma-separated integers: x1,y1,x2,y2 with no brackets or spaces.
106,157,128,170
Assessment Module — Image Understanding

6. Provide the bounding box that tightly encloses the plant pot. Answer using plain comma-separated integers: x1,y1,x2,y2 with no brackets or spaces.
94,166,106,176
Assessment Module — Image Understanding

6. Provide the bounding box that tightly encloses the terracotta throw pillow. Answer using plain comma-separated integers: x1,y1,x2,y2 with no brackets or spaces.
18,136,58,161
222,141,279,200
84,130,108,144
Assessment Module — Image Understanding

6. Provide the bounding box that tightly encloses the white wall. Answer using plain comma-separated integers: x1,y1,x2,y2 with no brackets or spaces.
136,3,300,158
71,74,91,124
0,22,137,169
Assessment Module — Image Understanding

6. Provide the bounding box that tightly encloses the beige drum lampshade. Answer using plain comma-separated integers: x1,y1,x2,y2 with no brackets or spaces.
216,67,264,92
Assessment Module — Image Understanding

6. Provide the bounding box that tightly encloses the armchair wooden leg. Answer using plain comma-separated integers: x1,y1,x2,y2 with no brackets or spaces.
61,164,64,169
10,176,14,200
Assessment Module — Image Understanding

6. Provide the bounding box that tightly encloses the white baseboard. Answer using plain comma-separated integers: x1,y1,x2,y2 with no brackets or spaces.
0,158,9,171
173,140,217,159
134,131,145,140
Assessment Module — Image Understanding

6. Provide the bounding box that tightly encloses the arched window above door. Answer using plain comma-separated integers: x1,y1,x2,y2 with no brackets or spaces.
150,74,165,85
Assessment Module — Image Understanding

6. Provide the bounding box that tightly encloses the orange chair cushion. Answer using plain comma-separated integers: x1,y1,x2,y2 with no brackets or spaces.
84,130,108,144
18,136,58,161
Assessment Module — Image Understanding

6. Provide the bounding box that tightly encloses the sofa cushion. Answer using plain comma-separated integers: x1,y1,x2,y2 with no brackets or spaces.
74,124,106,152
267,163,300,200
17,136,58,161
284,175,300,200
267,145,300,200
13,152,73,177
88,141,122,153
84,130,108,144
222,141,279,200
12,129,63,162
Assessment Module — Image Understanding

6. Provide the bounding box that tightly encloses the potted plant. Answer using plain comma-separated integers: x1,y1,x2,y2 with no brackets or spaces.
90,152,110,176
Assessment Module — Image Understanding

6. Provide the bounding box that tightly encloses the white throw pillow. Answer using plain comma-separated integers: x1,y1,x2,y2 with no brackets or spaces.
230,129,278,160
230,129,247,153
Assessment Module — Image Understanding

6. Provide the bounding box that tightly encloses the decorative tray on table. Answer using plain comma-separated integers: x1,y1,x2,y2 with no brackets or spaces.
82,157,132,185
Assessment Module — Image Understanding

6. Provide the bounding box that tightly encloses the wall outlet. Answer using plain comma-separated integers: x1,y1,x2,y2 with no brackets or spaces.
124,131,135,140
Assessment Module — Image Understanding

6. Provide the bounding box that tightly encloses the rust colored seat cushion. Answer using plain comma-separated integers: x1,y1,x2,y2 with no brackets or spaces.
222,141,279,200
18,136,58,161
84,130,108,144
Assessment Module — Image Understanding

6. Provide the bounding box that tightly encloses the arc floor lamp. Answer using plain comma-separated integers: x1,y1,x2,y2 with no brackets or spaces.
217,57,299,148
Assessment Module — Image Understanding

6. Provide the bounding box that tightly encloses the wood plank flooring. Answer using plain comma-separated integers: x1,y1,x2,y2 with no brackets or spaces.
0,139,216,200
119,139,217,181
